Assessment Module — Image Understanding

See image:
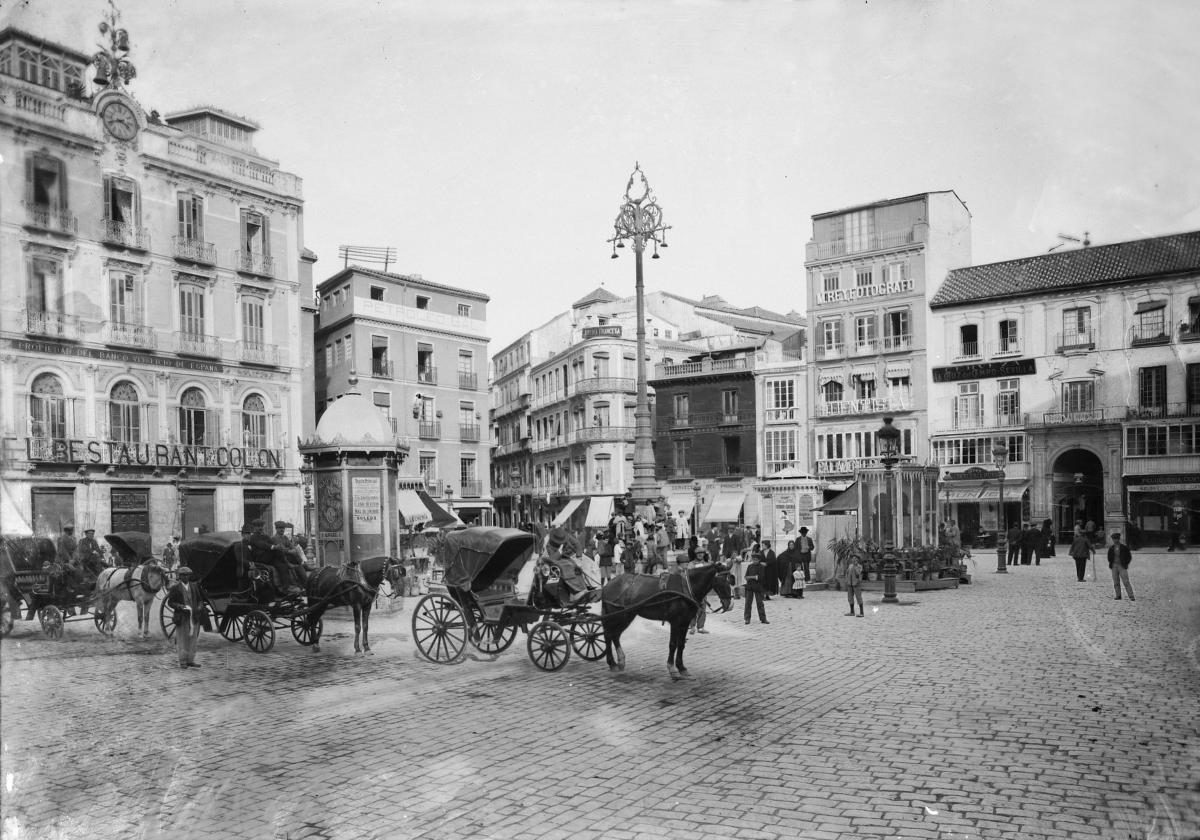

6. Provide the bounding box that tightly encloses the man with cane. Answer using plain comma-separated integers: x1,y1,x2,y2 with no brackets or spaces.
165,566,210,668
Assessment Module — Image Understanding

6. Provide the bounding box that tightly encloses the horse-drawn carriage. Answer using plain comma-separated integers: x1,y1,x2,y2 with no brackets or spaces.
410,527,607,671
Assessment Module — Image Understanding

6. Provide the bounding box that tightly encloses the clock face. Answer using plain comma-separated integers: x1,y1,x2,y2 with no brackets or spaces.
101,100,138,140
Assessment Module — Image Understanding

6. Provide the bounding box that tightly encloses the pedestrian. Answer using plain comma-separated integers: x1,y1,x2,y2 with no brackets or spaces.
598,535,615,584
675,511,690,550
1006,521,1022,566
161,536,179,571
1039,519,1055,562
1020,522,1038,565
1085,519,1098,548
1069,530,1093,582
654,523,671,573
1107,533,1135,601
761,540,778,600
778,539,796,597
844,553,864,617
795,526,815,582
1167,513,1185,552
945,519,961,549
742,546,768,625
688,543,711,635
165,565,210,668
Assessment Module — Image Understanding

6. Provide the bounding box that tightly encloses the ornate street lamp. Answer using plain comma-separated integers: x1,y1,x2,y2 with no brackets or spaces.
993,439,1009,574
692,479,702,544
876,417,901,604
608,163,671,509
445,486,454,515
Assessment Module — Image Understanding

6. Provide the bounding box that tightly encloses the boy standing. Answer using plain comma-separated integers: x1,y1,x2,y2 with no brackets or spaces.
742,549,768,625
1107,532,1135,601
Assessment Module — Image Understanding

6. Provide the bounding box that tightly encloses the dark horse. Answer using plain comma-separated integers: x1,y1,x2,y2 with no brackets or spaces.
601,562,733,680
302,557,404,655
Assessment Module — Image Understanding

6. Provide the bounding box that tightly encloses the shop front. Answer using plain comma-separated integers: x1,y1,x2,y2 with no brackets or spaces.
1125,472,1200,548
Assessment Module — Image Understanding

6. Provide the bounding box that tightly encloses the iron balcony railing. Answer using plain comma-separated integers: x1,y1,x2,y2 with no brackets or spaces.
175,333,222,358
806,227,918,261
459,424,481,442
853,339,878,355
662,410,754,430
23,201,77,234
424,478,444,496
1125,402,1200,420
573,425,636,444
459,480,483,498
101,220,150,250
815,343,844,360
1180,322,1200,342
23,309,79,340
234,250,275,277
418,421,441,439
1129,323,1170,346
881,334,912,352
417,367,438,384
653,358,752,379
765,407,797,423
1056,330,1096,352
371,359,395,379
953,341,982,362
992,337,1023,357
458,371,479,390
104,321,157,350
570,376,635,395
238,340,279,366
173,236,217,264
1025,406,1120,426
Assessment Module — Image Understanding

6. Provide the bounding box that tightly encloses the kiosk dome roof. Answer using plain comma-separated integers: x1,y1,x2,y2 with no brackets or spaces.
313,379,394,446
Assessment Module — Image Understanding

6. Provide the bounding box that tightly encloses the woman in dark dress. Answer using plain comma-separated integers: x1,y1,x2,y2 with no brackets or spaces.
1039,519,1055,560
777,540,797,597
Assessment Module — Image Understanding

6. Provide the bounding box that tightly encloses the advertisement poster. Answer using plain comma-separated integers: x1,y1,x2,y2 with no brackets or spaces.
352,475,382,534
797,494,814,527
774,494,796,539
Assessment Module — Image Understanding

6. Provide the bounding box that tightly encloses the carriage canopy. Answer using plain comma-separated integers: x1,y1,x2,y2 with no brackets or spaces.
177,532,247,594
439,527,537,592
103,532,153,564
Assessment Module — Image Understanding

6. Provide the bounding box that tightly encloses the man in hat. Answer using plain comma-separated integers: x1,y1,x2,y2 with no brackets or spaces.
75,528,105,578
161,537,179,571
165,566,210,668
271,520,294,551
56,524,77,566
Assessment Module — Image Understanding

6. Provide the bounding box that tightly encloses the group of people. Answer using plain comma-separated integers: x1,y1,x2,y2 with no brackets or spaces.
1003,519,1058,567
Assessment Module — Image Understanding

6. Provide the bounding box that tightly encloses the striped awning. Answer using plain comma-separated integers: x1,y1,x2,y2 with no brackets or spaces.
397,489,432,526
977,482,1029,503
885,362,911,378
584,496,613,528
702,492,745,524
552,497,586,526
817,370,845,386
666,493,696,519
851,366,876,380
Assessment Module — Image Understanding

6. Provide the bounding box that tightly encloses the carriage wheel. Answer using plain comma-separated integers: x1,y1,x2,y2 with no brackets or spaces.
290,614,323,647
466,602,516,654
411,594,467,664
94,608,117,636
243,610,275,653
527,621,570,672
219,613,246,642
569,616,607,661
159,598,177,642
39,606,64,640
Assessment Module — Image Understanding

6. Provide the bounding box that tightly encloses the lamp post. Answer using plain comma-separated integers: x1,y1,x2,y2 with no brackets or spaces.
876,417,901,603
445,486,454,516
993,439,1009,573
509,466,521,528
692,479,702,546
608,163,671,509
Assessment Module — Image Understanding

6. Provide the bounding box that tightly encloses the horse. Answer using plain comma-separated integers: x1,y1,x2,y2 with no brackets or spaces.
93,563,167,638
601,562,733,680
302,556,405,654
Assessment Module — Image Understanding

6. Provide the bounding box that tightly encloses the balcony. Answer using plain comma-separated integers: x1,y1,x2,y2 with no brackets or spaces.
493,438,530,458
765,408,797,423
815,344,844,360
818,394,912,417
1056,330,1095,353
570,376,635,395
173,236,217,265
663,410,754,430
952,342,982,362
418,421,441,440
104,321,156,350
1129,323,1170,347
458,371,479,390
101,220,150,250
672,414,691,429
23,309,79,340
424,478,444,497
459,480,483,498
23,202,77,235
493,392,531,418
175,333,222,358
1125,402,1200,421
653,357,754,379
806,227,919,262
238,340,279,366
460,424,481,442
234,250,275,277
1181,322,1200,343
417,367,438,385
573,425,636,444
371,359,395,379
992,337,1023,357
1025,406,1120,427
881,334,912,353
852,339,878,356
659,463,743,480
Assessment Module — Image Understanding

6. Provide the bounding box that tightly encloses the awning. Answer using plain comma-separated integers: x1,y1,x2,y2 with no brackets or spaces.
635,504,658,521
397,489,432,526
851,367,875,380
702,492,745,524
943,487,984,503
552,497,586,526
743,499,760,527
665,493,696,519
885,362,911,378
1135,300,1165,313
584,496,613,528
817,371,844,386
816,482,858,514
976,482,1029,503
417,490,462,528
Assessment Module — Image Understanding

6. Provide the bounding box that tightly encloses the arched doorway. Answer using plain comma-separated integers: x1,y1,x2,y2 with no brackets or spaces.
1051,448,1105,542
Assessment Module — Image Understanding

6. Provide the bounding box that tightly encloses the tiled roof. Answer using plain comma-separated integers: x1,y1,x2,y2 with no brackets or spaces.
573,286,621,308
320,265,490,302
930,231,1200,308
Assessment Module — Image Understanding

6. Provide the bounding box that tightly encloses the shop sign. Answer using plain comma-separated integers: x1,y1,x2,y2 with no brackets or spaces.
352,476,382,534
24,437,283,470
932,359,1036,383
581,325,622,339
817,278,914,304
1126,473,1200,493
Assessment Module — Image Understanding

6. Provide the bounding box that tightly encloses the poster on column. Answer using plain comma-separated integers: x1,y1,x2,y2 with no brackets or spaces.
797,494,814,527
774,494,796,538
352,476,382,534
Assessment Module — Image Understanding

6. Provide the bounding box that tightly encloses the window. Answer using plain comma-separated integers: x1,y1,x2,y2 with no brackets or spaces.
764,429,797,472
721,389,739,421
179,387,208,447
842,209,873,252
29,373,67,439
179,285,205,339
242,297,265,348
1062,307,1093,348
243,491,274,534
417,343,435,382
997,378,1020,424
820,319,843,352
1126,426,1168,457
370,286,384,301
457,303,471,317
240,209,269,257
592,352,609,378
1063,380,1095,414
419,452,437,484
822,272,839,293
415,295,430,310
26,255,64,314
765,379,794,421
242,394,268,449
998,319,1019,354
672,439,691,470
334,338,344,365
958,324,979,358
107,270,141,326
1188,364,1200,412
1138,366,1167,412
177,193,204,241
417,395,435,422
593,402,610,427
673,394,689,424
26,153,67,209
883,309,910,350
460,456,477,490
594,456,611,490
458,350,475,388
103,174,139,228
109,381,141,443
1133,303,1167,342
886,262,908,284
623,355,636,379
821,380,844,404
855,315,876,350
343,333,353,365
32,488,75,536
855,268,873,288
954,382,982,428
1186,300,1200,336
854,375,876,400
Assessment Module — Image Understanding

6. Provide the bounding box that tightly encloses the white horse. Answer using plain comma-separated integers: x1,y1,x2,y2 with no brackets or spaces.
93,563,167,638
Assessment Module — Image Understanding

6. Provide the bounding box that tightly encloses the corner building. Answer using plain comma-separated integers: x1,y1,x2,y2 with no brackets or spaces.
0,26,311,542
805,191,972,491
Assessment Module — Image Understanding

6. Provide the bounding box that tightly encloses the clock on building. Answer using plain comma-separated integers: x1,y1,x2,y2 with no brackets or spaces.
100,98,139,141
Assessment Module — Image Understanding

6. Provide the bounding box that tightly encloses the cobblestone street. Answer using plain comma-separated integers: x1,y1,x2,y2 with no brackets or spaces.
2,551,1198,840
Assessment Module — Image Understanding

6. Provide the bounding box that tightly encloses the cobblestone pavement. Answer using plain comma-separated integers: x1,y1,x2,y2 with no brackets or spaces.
2,551,1198,840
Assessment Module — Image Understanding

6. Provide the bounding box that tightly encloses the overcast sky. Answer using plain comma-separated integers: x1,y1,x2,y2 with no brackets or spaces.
9,0,1200,353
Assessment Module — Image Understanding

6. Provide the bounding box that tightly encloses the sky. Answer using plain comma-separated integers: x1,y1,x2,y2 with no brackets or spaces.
6,0,1200,354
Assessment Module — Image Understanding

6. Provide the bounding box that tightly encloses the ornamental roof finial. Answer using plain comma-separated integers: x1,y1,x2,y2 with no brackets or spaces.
93,1,137,90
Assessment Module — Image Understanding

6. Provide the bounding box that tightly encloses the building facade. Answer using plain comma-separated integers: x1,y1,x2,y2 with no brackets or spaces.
929,231,1200,545
314,267,492,524
0,25,311,544
805,191,972,492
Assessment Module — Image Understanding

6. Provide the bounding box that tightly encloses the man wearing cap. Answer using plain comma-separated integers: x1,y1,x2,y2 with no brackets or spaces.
56,525,77,566
165,566,211,668
271,521,294,551
75,528,105,578
161,537,179,571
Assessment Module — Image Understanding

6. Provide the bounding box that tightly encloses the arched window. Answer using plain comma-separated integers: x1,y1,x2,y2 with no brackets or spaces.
109,381,140,443
179,387,208,447
242,394,267,450
821,380,844,404
30,373,66,439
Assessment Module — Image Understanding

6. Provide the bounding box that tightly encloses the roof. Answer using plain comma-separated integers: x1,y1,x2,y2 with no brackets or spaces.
310,385,397,449
573,286,621,308
0,27,91,64
930,230,1200,308
812,190,968,221
318,265,490,302
164,106,261,131
661,291,806,326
